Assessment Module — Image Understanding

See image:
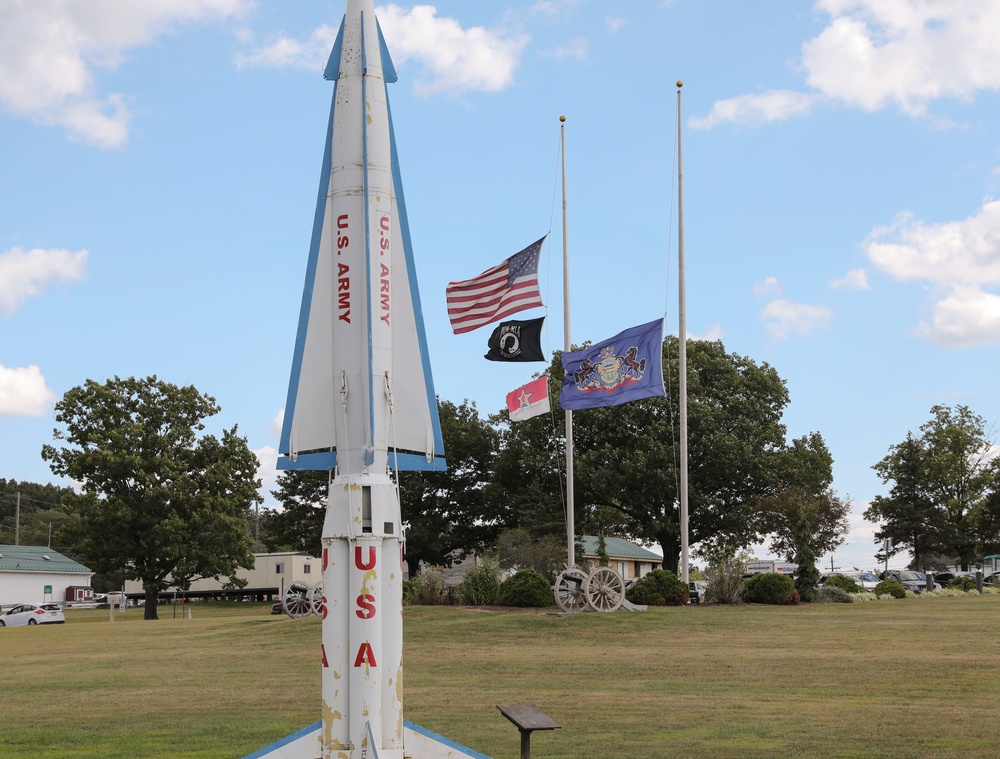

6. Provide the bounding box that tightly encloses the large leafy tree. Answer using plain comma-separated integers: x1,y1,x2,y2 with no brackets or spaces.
756,433,851,560
41,376,261,619
261,470,328,553
258,400,502,578
398,399,501,578
497,338,795,570
866,405,996,570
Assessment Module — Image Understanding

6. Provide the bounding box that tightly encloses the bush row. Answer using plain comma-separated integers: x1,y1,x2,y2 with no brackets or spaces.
403,561,554,608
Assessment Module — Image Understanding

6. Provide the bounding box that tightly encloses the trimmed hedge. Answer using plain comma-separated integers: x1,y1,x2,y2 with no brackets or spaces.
823,574,863,594
497,569,553,607
874,579,906,599
625,569,689,606
743,572,799,605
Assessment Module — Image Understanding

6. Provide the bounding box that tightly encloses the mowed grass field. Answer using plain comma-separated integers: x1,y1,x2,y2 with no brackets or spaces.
3,597,1000,758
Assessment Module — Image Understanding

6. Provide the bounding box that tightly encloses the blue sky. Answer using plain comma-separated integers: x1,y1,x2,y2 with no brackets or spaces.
3,0,1000,573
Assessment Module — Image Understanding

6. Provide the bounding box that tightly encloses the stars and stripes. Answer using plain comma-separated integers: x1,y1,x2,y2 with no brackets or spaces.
445,237,545,334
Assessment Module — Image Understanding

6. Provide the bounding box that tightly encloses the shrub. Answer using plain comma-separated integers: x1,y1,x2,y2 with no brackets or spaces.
704,555,745,605
874,579,906,599
497,569,553,607
816,585,854,603
823,574,863,594
405,572,448,605
744,572,798,605
625,569,690,606
454,557,502,606
948,577,978,592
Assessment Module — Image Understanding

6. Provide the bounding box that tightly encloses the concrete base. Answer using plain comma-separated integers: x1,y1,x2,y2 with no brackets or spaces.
244,721,491,759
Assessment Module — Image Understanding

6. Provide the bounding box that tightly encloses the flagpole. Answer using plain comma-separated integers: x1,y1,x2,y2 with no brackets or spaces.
677,81,690,584
560,115,575,570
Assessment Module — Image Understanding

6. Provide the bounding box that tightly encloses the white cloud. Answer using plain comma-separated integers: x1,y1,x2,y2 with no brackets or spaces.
760,299,833,339
696,1,1000,128
803,0,1000,117
693,324,725,342
867,201,1000,286
236,25,338,70
269,409,284,440
690,90,814,130
546,37,589,62
0,365,56,417
865,200,1000,345
830,268,870,290
530,0,582,19
0,247,88,316
378,5,529,93
241,5,529,96
913,285,1000,347
254,444,279,496
753,276,783,298
0,0,251,147
606,16,628,33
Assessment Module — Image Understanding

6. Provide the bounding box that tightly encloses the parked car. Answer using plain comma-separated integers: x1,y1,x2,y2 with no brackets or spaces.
821,571,880,592
0,603,66,627
883,570,940,593
984,572,1000,587
932,571,978,587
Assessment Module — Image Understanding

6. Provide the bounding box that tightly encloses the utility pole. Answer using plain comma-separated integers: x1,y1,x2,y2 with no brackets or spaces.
15,492,20,546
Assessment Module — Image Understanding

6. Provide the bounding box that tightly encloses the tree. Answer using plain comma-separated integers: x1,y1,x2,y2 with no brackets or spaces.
791,512,821,602
41,376,261,619
261,469,328,553
497,338,793,570
756,433,851,560
0,479,78,547
867,405,995,570
864,435,943,569
398,399,500,578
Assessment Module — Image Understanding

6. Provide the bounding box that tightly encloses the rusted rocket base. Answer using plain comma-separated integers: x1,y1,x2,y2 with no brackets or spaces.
244,721,491,759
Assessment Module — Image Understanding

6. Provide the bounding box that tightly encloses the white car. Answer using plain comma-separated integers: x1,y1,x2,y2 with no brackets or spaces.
821,571,881,592
841,571,881,592
0,603,66,627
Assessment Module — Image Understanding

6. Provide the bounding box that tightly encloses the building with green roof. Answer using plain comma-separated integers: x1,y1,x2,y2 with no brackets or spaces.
0,545,94,607
580,535,664,582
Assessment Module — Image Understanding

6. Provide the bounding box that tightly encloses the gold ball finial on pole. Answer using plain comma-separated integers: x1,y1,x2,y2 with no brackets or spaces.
559,115,566,122
676,80,683,88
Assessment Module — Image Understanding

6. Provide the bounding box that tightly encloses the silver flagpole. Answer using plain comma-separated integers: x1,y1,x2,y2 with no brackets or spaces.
677,81,690,583
561,115,575,569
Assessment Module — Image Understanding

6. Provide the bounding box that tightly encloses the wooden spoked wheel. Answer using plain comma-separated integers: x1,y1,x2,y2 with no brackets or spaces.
282,581,314,619
554,567,590,613
585,566,626,612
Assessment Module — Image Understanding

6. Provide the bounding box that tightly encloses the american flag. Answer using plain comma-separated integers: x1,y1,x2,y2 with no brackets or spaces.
446,237,545,334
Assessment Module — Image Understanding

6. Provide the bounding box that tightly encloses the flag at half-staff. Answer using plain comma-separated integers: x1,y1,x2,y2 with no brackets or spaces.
446,236,545,334
485,316,545,362
559,319,666,410
506,375,550,421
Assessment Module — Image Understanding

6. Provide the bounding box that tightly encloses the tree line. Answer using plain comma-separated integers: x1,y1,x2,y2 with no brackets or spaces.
19,342,999,620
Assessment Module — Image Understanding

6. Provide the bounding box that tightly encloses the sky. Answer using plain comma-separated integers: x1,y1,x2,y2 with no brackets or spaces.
3,0,1000,575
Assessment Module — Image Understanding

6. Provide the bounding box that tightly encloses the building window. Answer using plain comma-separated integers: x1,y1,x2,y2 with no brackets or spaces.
275,563,285,574
303,564,311,574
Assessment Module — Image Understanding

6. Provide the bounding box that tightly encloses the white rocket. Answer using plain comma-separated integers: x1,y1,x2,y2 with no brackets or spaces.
260,1,475,758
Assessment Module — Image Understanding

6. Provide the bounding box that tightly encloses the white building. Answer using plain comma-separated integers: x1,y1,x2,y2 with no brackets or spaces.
123,551,320,602
0,545,94,608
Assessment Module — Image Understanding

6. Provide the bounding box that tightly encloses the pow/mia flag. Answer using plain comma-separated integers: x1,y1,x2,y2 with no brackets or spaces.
485,317,545,362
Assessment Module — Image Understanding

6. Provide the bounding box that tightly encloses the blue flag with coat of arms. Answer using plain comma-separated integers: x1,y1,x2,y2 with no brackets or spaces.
558,319,666,410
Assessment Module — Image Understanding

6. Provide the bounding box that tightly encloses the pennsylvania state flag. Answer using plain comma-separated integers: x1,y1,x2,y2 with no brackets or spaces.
559,319,665,410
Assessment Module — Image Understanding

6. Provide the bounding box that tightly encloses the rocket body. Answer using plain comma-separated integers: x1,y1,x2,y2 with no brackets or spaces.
276,2,446,757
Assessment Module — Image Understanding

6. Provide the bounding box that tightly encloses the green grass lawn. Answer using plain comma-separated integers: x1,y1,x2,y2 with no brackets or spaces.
3,597,1000,758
